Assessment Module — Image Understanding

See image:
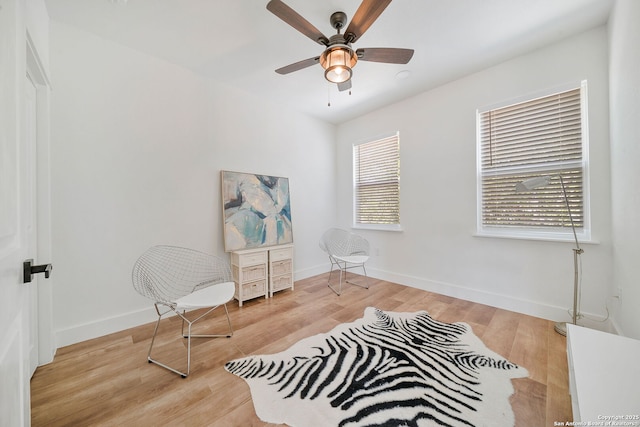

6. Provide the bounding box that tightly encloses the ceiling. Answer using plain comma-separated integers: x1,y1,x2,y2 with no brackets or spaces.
44,0,613,124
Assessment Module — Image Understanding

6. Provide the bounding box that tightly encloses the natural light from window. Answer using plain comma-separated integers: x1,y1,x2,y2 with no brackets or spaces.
476,81,590,242
353,132,401,231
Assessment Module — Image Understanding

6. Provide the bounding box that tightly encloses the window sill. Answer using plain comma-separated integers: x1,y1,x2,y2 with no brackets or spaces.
474,230,598,245
353,224,403,232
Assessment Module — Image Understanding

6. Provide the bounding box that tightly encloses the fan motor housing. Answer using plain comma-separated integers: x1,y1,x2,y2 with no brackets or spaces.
328,33,348,46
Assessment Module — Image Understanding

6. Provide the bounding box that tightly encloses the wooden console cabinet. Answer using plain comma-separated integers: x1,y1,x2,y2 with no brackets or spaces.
231,244,293,306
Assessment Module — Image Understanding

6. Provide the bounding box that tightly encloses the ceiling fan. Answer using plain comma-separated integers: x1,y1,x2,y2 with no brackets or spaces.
266,0,414,92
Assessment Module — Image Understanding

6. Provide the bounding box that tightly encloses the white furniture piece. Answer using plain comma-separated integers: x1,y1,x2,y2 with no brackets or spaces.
567,324,640,422
319,228,370,295
268,244,294,297
231,244,294,305
230,247,268,306
132,245,235,378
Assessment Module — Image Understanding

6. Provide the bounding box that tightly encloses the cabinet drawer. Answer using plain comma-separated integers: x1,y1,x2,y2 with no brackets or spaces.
269,247,292,261
233,264,266,282
240,279,267,299
234,251,267,266
272,274,292,292
271,259,291,276
244,264,266,281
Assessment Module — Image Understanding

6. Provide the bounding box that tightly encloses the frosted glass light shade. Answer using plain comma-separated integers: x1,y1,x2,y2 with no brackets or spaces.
320,45,357,84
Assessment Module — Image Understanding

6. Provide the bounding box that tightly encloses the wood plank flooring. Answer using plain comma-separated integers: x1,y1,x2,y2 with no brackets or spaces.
31,274,572,426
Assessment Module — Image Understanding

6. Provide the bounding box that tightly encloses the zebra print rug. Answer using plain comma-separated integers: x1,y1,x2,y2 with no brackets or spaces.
225,307,528,427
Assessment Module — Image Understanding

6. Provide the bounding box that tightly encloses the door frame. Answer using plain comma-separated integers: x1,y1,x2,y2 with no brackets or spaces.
26,32,55,367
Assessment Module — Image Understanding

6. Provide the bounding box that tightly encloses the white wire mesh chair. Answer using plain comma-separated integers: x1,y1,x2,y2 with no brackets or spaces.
319,228,370,295
132,245,235,377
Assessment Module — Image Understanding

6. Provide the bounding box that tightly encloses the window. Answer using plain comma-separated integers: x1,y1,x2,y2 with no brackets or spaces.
353,132,401,230
477,81,589,240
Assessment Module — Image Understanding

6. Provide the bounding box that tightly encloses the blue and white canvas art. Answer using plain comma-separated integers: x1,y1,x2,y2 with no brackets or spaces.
221,171,293,251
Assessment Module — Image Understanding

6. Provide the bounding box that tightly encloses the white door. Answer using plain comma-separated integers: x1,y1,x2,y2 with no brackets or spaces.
0,1,53,425
0,0,31,422
0,27,33,427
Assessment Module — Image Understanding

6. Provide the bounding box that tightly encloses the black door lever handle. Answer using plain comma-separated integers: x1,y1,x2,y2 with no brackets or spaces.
23,259,53,283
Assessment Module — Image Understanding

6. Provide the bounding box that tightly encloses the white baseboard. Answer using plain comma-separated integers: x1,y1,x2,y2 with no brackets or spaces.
293,264,329,281
55,264,330,348
55,265,612,348
608,317,623,335
368,267,612,332
55,307,158,348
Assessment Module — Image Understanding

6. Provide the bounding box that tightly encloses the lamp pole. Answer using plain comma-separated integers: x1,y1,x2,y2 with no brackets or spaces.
516,175,583,336
555,175,583,336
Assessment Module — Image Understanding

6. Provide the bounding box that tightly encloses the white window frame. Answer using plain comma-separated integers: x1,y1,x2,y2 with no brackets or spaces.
476,81,591,242
353,132,402,232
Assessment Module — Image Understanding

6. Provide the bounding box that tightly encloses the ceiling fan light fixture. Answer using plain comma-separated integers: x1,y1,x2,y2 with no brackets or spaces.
320,45,357,84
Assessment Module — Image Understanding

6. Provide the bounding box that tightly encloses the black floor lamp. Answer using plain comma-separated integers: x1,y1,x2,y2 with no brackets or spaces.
516,175,583,336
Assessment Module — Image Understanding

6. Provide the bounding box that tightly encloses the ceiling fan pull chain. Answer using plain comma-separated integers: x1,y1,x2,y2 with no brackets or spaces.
328,84,331,107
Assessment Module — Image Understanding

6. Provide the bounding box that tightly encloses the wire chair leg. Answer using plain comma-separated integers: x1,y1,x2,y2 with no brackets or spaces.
326,257,340,295
186,320,192,377
147,310,163,363
146,304,232,378
181,310,187,337
328,260,370,295
188,305,233,338
147,305,190,378
223,304,233,337
346,264,370,289
327,258,344,296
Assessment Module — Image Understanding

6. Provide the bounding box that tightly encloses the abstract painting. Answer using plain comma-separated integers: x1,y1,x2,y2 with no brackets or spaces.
221,171,293,252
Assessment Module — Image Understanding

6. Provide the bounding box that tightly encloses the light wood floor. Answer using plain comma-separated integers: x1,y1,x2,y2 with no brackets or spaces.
31,274,572,426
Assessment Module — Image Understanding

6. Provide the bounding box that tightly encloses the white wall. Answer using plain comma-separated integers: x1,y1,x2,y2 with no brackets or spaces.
609,0,640,340
48,10,640,346
49,21,336,346
337,27,614,328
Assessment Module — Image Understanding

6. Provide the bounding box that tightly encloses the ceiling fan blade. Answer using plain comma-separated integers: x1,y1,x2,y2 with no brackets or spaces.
337,79,352,92
356,47,414,64
275,56,320,75
344,0,392,43
267,0,329,45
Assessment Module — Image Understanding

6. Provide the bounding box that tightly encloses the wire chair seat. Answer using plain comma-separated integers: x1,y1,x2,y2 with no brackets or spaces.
132,245,235,377
319,228,370,295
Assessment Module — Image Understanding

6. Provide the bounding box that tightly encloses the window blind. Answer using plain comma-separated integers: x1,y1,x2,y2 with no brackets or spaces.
354,133,400,225
479,86,585,231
